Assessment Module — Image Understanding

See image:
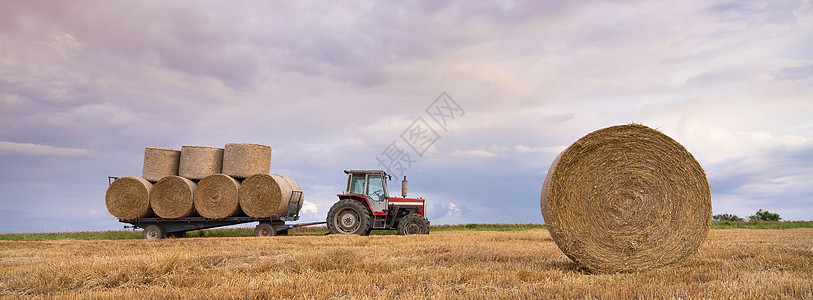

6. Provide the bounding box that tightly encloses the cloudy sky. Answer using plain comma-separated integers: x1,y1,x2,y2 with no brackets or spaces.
1,1,811,233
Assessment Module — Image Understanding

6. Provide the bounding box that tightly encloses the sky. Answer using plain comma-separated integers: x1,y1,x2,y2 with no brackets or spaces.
1,0,811,233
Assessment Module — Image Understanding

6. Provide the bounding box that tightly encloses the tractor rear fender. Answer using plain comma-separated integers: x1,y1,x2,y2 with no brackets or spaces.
336,194,379,215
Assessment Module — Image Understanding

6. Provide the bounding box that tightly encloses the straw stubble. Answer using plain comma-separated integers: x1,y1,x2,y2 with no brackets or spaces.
540,124,711,273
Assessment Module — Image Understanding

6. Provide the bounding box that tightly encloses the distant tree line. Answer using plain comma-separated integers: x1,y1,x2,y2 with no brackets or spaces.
713,209,781,222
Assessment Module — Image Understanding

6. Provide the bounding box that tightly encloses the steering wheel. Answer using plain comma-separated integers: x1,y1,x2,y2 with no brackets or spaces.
372,190,384,201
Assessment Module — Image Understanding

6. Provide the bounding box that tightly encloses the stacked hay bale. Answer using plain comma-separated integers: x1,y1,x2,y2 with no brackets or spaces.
279,175,304,213
240,174,296,218
105,176,153,219
195,174,242,219
151,176,197,218
179,146,223,180
142,147,181,182
106,143,304,220
540,124,711,273
222,143,272,178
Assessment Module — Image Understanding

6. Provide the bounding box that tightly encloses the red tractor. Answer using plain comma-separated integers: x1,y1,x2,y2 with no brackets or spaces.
327,170,430,235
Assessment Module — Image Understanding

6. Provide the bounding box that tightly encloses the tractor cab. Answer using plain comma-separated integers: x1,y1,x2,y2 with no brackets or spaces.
344,170,390,214
327,170,429,235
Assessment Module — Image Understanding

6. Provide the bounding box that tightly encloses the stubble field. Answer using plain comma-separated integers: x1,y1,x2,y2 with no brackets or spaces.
1,228,811,299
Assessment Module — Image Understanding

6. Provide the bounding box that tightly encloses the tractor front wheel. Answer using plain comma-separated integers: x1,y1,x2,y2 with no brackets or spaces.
397,214,429,235
327,199,371,235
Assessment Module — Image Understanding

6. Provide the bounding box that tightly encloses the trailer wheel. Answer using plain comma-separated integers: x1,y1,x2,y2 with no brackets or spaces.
397,214,429,236
254,223,276,237
143,225,164,239
327,199,371,235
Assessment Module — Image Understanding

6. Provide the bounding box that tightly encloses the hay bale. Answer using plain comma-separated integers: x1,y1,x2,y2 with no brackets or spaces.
239,173,298,218
141,147,181,182
222,143,272,178
540,124,711,273
194,174,242,218
179,146,223,180
278,174,304,211
151,176,197,219
105,176,153,219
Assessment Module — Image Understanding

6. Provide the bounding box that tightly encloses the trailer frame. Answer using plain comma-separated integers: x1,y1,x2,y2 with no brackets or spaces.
118,190,323,239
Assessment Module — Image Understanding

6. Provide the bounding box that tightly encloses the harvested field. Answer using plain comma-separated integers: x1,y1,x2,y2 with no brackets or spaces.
0,228,811,299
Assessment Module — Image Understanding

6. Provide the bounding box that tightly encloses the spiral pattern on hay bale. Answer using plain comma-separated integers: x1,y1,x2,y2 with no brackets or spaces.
105,176,153,219
222,143,272,178
540,124,711,273
151,176,197,219
178,146,223,180
141,147,181,182
194,174,242,219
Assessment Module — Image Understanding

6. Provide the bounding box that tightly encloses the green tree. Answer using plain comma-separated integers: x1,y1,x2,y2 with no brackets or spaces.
713,213,743,222
748,209,781,221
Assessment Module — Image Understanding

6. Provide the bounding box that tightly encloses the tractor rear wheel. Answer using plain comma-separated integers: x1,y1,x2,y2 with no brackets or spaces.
327,199,371,235
397,214,429,235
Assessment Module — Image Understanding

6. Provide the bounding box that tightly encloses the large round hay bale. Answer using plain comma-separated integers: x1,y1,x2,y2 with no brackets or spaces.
141,147,181,182
195,174,242,219
151,176,197,219
222,143,272,178
540,124,711,273
105,176,153,219
239,174,296,218
278,174,304,211
178,146,223,180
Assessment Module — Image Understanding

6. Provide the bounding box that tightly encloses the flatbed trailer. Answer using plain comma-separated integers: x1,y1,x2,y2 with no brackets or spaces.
117,188,324,239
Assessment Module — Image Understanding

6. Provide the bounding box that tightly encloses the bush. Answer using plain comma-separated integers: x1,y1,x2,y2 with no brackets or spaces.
713,213,744,222
748,209,781,222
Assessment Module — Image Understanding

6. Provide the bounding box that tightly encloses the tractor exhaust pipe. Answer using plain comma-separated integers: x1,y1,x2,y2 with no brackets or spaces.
401,176,408,198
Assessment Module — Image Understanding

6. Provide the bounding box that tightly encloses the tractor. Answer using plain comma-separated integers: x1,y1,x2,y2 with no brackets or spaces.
327,170,430,235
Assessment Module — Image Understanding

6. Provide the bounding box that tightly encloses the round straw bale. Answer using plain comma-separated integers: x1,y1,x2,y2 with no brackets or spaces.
195,174,242,218
105,176,153,219
142,147,181,182
179,146,223,180
151,176,197,219
239,174,295,218
222,143,272,178
278,174,304,211
540,124,711,273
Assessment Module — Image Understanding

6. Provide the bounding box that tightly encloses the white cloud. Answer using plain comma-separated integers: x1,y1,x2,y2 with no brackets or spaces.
450,149,497,158
446,202,462,218
0,141,95,157
300,200,318,215
1,0,813,233
513,145,566,154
